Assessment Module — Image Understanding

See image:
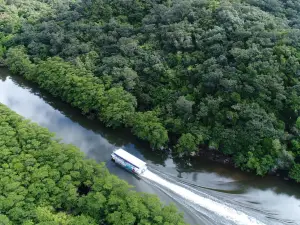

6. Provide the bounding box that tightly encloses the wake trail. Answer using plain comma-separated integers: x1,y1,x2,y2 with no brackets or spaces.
141,170,265,225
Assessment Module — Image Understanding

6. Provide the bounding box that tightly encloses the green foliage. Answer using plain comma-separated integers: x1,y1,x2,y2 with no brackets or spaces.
99,87,137,128
0,103,187,224
75,51,99,72
289,164,300,182
33,206,97,225
296,117,300,130
0,214,12,225
5,46,35,78
6,51,138,127
0,33,12,62
2,0,300,181
131,111,168,148
176,133,203,154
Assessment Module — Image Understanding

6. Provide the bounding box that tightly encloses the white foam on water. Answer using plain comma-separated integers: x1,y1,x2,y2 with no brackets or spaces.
142,170,265,225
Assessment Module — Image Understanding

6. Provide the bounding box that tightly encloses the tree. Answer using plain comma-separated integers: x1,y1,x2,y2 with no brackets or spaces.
175,96,194,120
289,164,300,182
3,0,300,181
0,214,12,225
131,111,168,149
0,103,187,224
176,133,203,154
99,87,137,127
5,46,36,79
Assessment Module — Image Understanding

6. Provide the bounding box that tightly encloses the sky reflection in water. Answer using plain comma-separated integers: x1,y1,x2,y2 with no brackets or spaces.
1,74,300,225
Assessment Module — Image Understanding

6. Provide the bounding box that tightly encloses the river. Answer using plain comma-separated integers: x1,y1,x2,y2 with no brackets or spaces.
0,68,299,225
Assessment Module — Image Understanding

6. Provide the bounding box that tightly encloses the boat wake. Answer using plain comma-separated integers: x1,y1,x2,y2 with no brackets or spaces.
141,170,265,225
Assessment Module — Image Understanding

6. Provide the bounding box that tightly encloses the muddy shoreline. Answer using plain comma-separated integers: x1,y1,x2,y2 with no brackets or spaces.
197,148,235,166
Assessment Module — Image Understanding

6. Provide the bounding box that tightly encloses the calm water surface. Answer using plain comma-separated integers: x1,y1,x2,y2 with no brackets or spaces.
0,68,299,225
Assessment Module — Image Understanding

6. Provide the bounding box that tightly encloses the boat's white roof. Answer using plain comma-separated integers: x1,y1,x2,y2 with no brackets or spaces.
113,148,146,168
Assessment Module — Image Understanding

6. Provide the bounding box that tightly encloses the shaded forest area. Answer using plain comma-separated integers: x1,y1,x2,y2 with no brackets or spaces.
0,103,186,224
1,0,300,181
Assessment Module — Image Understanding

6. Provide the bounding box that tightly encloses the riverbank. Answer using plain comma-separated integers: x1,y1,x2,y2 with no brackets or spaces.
1,68,300,225
194,148,296,183
6,46,300,183
0,102,187,224
0,61,296,185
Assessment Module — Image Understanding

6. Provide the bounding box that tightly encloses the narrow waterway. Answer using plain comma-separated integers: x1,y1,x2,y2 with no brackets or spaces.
0,68,299,225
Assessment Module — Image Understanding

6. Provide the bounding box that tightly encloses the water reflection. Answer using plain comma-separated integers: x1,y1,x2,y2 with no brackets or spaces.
1,69,300,225
0,71,200,225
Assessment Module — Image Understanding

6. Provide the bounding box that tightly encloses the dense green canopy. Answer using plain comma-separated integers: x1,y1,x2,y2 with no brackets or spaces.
1,0,300,181
0,103,187,225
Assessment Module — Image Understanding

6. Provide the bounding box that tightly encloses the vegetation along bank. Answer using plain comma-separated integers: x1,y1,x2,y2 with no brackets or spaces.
1,0,300,182
0,103,187,224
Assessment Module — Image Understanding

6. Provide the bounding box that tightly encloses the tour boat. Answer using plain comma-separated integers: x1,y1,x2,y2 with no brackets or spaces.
111,148,147,175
